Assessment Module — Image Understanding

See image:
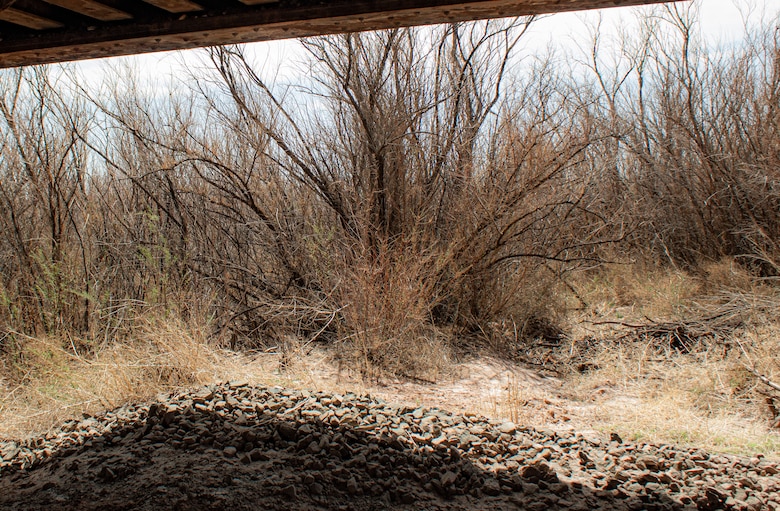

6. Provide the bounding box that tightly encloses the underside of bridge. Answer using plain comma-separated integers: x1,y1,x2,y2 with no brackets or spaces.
0,0,677,68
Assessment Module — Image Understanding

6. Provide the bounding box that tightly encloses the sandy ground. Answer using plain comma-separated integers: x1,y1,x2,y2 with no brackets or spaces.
234,348,780,460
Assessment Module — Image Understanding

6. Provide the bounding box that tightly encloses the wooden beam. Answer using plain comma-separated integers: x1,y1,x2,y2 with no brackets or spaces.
42,0,132,21
0,0,18,11
0,0,683,68
142,0,203,13
0,6,62,29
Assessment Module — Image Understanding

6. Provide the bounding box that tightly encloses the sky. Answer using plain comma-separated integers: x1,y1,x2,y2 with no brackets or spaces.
73,0,773,88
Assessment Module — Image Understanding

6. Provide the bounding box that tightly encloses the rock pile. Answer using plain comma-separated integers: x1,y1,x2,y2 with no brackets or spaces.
1,383,778,510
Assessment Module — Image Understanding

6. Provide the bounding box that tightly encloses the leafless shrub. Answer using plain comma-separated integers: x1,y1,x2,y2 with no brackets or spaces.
0,67,92,335
193,22,615,369
1,5,778,379
579,4,780,270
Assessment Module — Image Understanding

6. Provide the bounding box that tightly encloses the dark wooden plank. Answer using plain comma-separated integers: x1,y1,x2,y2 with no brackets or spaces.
142,0,203,13
0,6,62,28
42,0,131,20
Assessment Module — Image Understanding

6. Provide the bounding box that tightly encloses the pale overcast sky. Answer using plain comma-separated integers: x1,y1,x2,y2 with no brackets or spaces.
74,0,774,87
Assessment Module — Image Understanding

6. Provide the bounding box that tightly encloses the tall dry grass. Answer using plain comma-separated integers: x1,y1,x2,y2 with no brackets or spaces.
0,316,247,438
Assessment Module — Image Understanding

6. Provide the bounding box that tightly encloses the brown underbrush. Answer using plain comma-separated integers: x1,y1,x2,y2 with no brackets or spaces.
554,263,780,455
2,262,779,458
2,3,780,457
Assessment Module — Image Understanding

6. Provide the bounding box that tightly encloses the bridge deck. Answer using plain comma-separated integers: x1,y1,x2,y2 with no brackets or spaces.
0,0,676,68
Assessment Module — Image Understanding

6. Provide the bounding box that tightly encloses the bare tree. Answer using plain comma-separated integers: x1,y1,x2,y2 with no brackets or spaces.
0,67,92,334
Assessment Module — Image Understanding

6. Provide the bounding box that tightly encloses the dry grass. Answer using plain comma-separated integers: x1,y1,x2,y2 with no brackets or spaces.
481,349,780,458
330,247,456,382
3,263,779,461
562,338,780,456
572,263,701,321
0,316,367,441
0,318,248,439
549,262,780,456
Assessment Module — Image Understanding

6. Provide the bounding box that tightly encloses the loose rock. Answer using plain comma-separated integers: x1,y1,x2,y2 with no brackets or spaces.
0,383,777,511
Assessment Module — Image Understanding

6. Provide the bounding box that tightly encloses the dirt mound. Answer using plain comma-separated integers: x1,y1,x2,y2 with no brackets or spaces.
1,383,778,510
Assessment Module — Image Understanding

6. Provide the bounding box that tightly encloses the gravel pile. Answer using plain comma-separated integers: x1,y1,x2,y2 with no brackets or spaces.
1,382,778,510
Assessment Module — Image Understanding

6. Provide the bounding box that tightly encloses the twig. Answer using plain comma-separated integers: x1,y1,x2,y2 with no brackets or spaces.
302,305,346,350
745,366,780,393
592,320,645,328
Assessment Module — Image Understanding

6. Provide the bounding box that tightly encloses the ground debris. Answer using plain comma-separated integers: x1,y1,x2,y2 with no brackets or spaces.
593,306,745,354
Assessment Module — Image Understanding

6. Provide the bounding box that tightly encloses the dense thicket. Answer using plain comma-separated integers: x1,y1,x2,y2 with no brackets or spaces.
1,5,777,375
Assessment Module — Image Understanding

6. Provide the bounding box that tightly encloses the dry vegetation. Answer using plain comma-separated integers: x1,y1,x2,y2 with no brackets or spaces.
1,3,779,456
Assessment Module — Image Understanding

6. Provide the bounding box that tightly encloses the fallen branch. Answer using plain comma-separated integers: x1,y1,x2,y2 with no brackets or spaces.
745,366,780,393
590,308,745,354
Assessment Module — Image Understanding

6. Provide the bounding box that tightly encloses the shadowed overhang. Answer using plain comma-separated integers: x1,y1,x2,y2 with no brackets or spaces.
0,0,680,68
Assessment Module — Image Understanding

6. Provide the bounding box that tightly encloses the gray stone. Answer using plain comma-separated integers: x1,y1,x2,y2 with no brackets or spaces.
278,422,298,441
482,478,502,496
346,476,359,495
440,470,457,487
280,484,297,499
